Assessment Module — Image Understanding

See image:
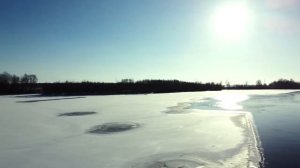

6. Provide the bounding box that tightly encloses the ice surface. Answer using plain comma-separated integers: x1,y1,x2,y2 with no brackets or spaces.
0,90,295,168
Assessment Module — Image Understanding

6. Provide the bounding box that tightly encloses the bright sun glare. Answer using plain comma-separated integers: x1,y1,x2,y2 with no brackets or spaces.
212,2,253,41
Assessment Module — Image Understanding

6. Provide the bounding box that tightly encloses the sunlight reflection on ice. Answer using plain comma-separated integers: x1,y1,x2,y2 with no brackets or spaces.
214,93,249,110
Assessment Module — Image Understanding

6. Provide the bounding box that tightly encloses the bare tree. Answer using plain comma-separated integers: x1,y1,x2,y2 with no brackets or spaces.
21,74,29,83
256,80,262,86
11,75,20,84
28,74,38,83
121,79,134,83
21,74,38,84
0,72,12,84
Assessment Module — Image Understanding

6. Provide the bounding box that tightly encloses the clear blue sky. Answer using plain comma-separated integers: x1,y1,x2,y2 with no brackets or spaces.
1,0,300,84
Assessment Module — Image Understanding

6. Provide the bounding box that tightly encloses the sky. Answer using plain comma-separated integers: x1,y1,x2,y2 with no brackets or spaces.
1,0,300,84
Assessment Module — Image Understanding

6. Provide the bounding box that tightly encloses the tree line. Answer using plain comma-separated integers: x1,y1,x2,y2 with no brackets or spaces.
42,79,223,95
1,71,300,95
227,79,300,89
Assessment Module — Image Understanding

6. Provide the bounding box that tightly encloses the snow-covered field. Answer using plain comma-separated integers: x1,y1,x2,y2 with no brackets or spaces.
0,90,293,168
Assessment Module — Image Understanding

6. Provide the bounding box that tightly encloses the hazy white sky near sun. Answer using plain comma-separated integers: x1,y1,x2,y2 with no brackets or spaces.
1,0,300,84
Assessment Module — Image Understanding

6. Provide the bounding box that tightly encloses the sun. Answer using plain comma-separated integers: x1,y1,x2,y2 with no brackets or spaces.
212,2,253,41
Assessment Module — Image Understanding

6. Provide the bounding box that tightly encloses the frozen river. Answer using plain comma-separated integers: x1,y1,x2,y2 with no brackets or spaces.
0,90,297,168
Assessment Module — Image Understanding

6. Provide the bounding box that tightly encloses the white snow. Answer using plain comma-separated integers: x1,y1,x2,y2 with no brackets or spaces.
0,90,295,168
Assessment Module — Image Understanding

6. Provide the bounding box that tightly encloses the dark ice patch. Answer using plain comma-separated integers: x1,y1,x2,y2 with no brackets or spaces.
16,97,84,103
14,94,41,98
87,122,140,134
58,111,97,116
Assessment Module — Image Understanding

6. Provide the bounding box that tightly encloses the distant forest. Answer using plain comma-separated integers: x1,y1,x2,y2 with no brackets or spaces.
1,72,300,95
